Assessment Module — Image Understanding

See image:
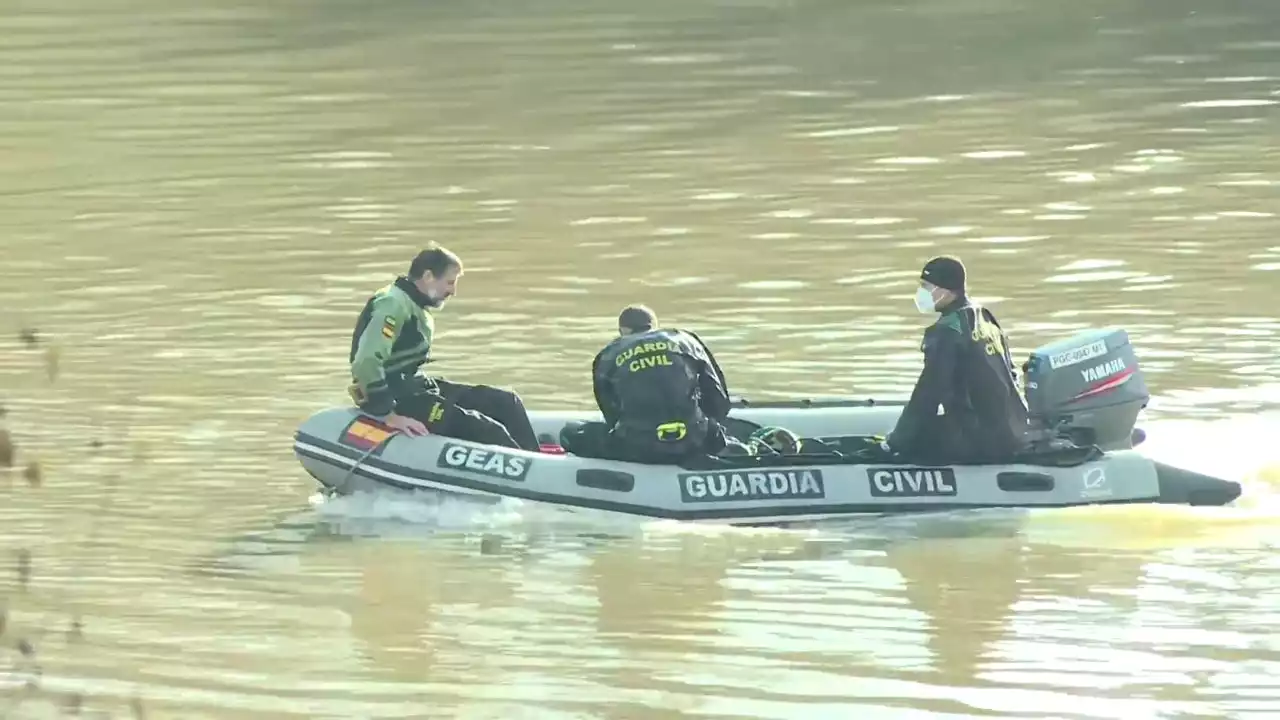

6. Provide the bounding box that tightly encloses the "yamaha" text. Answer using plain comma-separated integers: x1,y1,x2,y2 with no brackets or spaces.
437,443,531,482
1081,357,1125,383
867,467,958,497
678,469,826,503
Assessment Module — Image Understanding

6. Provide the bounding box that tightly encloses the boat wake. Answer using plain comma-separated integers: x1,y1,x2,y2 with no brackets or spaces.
307,488,526,534
304,486,659,538
1018,409,1280,551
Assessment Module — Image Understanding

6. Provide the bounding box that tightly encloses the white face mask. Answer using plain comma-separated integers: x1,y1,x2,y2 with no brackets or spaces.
914,286,937,314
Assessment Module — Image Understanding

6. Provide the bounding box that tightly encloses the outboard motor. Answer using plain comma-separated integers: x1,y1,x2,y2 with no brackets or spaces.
1022,327,1150,451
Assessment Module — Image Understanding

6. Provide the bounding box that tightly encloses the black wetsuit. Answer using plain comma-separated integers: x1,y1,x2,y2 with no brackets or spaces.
561,328,731,463
886,297,1030,463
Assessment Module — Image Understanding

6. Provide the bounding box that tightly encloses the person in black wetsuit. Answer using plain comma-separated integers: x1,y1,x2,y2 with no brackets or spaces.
882,256,1030,463
560,305,733,463
347,244,540,450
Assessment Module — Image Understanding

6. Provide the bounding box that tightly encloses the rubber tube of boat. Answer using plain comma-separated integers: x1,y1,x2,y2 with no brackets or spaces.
1152,461,1242,506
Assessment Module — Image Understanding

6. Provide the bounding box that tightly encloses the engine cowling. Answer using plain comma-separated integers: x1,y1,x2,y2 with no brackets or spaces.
1022,327,1150,450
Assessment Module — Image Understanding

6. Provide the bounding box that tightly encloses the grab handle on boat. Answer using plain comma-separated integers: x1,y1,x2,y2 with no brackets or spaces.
576,469,636,493
996,472,1055,493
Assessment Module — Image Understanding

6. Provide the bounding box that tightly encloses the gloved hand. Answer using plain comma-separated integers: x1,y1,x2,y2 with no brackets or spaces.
876,433,894,455
849,434,893,461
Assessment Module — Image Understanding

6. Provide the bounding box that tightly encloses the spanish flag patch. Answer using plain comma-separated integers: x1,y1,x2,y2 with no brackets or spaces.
339,416,396,453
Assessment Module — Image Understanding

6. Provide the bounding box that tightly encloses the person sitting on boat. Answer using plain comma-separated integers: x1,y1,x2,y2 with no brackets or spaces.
347,243,540,450
560,304,734,463
881,255,1030,463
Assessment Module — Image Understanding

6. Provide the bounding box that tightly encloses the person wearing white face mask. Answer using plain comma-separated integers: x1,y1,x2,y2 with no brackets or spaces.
880,255,1030,464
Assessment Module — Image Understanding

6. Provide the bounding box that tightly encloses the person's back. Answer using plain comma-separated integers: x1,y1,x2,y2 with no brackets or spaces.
562,305,731,463
937,302,1030,459
886,256,1029,463
595,327,728,449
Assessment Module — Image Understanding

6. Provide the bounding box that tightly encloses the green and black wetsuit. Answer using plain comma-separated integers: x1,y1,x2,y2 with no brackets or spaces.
348,277,436,416
347,276,539,451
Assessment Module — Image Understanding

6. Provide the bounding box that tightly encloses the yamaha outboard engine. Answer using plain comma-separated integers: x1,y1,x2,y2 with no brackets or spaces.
1022,328,1150,450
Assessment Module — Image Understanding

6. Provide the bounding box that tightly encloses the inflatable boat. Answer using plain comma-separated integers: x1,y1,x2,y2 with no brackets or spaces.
292,327,1243,525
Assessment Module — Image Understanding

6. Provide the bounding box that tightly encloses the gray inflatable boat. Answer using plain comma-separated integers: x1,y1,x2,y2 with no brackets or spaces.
292,327,1242,525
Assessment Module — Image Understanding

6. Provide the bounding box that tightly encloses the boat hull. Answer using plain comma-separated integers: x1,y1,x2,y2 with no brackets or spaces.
292,401,1241,525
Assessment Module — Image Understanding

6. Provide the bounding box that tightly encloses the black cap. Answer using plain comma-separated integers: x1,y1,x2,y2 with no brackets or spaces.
920,255,966,293
618,304,657,333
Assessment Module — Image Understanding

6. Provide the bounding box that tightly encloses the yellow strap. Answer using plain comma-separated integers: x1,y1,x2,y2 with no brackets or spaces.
655,421,688,442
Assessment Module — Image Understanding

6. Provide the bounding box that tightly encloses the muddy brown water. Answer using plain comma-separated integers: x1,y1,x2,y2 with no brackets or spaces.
2,0,1279,718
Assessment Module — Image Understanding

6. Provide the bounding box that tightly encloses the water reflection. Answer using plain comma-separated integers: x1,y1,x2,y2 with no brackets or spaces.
346,535,521,682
